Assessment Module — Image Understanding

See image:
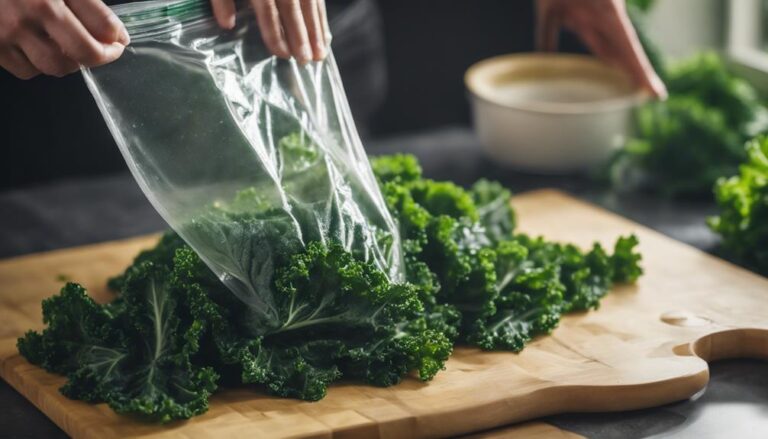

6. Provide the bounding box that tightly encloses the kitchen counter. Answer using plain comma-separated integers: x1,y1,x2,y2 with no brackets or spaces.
1,127,764,438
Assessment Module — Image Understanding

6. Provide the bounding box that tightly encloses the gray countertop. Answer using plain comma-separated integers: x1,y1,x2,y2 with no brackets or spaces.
0,127,765,438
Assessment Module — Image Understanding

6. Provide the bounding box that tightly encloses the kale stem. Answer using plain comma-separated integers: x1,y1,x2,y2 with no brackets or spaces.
489,307,538,333
271,313,351,334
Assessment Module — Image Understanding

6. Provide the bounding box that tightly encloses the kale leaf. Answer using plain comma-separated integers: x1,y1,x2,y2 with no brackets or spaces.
709,137,768,274
20,265,219,422
608,50,768,197
19,152,641,422
372,154,643,351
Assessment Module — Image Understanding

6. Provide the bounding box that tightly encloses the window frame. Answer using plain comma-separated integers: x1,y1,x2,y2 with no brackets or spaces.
728,0,768,72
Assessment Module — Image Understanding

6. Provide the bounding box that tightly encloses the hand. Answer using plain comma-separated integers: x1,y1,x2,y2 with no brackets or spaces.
537,0,667,99
211,0,330,63
0,0,129,79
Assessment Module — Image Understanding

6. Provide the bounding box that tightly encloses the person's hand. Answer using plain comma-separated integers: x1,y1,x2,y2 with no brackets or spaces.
0,0,129,79
211,0,330,63
537,0,667,99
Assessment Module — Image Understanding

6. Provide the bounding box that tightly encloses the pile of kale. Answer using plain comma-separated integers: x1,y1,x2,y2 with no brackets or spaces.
614,0,768,197
608,52,768,197
620,0,768,274
18,152,641,422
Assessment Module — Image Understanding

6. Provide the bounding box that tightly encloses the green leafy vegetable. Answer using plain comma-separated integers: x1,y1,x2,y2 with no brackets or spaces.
609,50,768,197
372,155,643,351
19,152,642,422
709,136,768,274
19,268,218,422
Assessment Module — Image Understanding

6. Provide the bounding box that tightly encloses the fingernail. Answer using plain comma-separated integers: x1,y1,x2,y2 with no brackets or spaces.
314,42,327,60
101,42,127,64
277,39,291,59
111,15,130,45
300,45,312,63
651,75,668,100
226,14,236,30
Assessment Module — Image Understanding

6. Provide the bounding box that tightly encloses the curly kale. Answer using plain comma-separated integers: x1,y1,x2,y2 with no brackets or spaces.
372,155,643,351
609,52,768,197
470,179,516,244
19,153,641,422
709,137,768,274
20,239,453,421
19,267,218,422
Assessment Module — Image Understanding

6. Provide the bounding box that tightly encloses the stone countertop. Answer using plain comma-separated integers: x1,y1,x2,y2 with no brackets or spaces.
0,127,764,438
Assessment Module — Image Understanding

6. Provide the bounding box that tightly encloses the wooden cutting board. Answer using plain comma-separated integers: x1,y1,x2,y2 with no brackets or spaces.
1,190,766,439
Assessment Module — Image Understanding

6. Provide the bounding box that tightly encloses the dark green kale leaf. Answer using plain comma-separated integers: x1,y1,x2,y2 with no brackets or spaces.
465,234,642,350
19,261,219,423
20,238,454,419
373,155,498,326
609,51,768,197
107,231,186,292
666,53,766,132
197,241,453,400
465,238,564,351
518,234,642,312
20,152,643,423
271,241,452,386
610,96,746,197
183,205,303,331
709,137,768,274
371,154,643,352
468,261,564,351
409,180,479,223
18,283,121,376
470,179,516,244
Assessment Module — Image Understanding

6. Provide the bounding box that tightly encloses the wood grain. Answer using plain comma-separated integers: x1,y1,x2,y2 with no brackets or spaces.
0,189,766,439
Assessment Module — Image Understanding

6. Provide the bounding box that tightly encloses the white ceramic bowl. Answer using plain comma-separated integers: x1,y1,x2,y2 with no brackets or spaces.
465,53,647,173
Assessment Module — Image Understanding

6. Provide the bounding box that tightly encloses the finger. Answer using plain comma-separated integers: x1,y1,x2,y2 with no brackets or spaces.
574,28,613,61
252,0,290,58
211,0,236,29
536,0,560,52
41,4,125,67
316,0,331,46
276,0,312,63
17,31,79,77
606,12,667,99
0,47,40,79
299,0,325,60
578,25,663,97
64,0,129,45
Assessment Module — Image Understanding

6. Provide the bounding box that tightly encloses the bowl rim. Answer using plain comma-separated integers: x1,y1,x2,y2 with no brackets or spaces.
465,53,649,114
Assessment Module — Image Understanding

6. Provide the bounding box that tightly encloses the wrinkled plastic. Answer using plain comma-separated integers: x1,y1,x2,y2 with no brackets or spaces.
83,0,403,313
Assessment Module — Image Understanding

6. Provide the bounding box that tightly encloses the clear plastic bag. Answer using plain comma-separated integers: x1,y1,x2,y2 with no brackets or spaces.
84,0,402,322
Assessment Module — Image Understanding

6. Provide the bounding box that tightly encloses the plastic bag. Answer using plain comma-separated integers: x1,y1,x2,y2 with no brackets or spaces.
83,0,403,321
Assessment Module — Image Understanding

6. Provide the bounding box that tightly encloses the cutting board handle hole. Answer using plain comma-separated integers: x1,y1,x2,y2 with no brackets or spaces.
674,328,768,362
660,310,713,327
